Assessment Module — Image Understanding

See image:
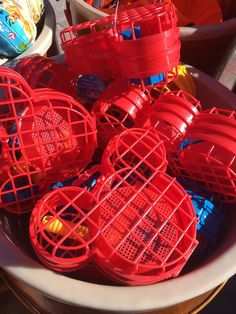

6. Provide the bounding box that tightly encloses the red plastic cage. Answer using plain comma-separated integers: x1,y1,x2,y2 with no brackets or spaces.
0,68,97,214
92,78,152,147
168,108,236,202
94,168,198,283
29,168,198,282
141,90,202,150
29,187,100,272
102,128,167,178
108,2,180,87
15,56,78,99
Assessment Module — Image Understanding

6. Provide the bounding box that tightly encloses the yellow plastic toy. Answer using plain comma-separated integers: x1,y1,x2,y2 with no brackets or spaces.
150,65,196,100
42,215,89,241
168,65,196,96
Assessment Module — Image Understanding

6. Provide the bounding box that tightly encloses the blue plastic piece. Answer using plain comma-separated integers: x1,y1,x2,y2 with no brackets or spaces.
186,189,224,244
77,74,106,100
120,26,141,40
51,182,64,190
130,73,166,86
179,138,203,150
79,171,101,191
51,176,78,190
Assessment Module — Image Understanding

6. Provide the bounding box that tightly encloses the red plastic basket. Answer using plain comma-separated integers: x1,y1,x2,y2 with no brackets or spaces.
92,78,151,147
168,108,236,202
142,90,202,149
0,68,97,214
29,187,100,272
15,56,78,98
102,128,167,178
29,168,197,281
94,168,198,282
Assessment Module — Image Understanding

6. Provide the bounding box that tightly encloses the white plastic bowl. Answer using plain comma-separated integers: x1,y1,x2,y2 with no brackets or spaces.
0,0,55,65
0,63,235,312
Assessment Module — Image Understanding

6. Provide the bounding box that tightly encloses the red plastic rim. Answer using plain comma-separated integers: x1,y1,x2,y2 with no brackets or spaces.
102,128,167,177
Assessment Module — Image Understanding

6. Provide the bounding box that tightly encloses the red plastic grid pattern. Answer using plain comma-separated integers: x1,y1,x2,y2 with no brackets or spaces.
107,1,177,31
101,128,167,177
72,164,105,194
0,66,33,124
94,168,198,283
168,108,236,202
15,56,78,99
0,68,97,214
29,168,198,283
141,90,202,150
92,78,152,148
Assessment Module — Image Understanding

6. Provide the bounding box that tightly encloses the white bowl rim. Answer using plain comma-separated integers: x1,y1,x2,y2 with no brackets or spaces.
0,66,236,312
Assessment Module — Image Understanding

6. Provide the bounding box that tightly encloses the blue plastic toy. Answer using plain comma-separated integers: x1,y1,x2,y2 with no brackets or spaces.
186,189,224,244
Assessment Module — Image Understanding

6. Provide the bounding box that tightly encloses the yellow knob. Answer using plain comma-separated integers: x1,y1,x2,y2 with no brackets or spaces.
42,215,89,241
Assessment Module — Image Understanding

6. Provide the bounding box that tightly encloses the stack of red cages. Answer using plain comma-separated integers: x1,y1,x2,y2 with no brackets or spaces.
29,167,198,284
94,168,198,285
15,56,78,99
0,67,97,215
0,1,203,286
168,108,236,202
108,1,180,88
60,1,180,87
141,90,202,150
